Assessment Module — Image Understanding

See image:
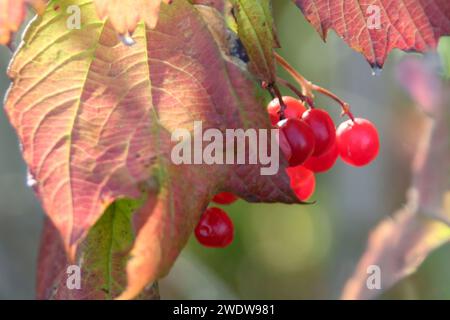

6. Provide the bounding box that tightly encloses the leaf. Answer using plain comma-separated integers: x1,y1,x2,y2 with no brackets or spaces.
192,0,226,12
93,0,172,35
0,0,47,45
294,0,450,68
6,0,298,298
37,199,159,299
231,0,277,82
341,54,450,300
341,203,450,300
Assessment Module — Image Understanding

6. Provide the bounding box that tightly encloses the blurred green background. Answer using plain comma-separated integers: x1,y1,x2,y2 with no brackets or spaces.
0,1,449,299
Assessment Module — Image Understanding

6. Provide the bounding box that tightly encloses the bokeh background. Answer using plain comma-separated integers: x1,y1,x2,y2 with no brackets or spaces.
0,1,449,299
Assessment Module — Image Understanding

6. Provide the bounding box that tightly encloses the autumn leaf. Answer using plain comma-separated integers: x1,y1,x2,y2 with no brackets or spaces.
5,0,298,299
0,0,47,45
231,0,277,82
294,0,450,68
94,0,173,35
37,199,159,299
341,203,450,300
341,53,450,299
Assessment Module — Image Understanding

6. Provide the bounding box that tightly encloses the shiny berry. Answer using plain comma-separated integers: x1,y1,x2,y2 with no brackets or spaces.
278,118,315,167
212,192,238,205
302,109,336,157
267,96,307,125
336,118,379,167
195,207,234,248
304,142,339,173
286,166,316,201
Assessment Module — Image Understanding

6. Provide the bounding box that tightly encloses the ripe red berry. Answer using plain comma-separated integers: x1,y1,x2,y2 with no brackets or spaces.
195,207,234,248
303,142,339,173
301,109,336,157
336,118,380,167
286,166,316,201
267,96,307,126
212,192,238,205
278,118,315,167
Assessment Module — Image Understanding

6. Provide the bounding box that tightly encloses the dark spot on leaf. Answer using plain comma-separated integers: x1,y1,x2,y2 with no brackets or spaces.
230,38,249,63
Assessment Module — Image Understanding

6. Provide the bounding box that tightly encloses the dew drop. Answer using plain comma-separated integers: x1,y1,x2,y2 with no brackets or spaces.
371,66,383,76
26,171,37,188
119,33,136,47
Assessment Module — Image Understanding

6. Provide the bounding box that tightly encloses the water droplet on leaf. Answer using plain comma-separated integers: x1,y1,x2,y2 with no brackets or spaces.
26,171,37,188
119,33,136,46
371,66,383,76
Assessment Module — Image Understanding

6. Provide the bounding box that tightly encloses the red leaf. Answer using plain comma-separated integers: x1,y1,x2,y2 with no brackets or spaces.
6,0,298,298
294,0,450,68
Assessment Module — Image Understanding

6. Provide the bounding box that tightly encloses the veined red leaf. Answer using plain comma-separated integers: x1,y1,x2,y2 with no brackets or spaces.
6,0,298,298
294,0,450,68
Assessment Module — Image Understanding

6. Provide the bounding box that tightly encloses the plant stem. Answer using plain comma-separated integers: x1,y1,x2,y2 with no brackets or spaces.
311,85,355,121
276,77,313,107
275,52,354,120
270,83,287,120
274,52,313,98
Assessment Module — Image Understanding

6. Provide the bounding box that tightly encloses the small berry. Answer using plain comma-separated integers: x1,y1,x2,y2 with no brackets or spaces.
195,207,234,248
336,118,379,167
278,118,315,167
267,96,307,125
212,192,238,205
304,142,339,173
286,166,316,201
302,109,336,157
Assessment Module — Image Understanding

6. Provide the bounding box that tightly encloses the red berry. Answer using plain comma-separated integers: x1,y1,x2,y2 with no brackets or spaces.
278,118,315,167
267,96,307,126
302,109,336,157
304,142,339,173
195,207,234,248
336,118,379,167
212,192,238,205
286,166,316,201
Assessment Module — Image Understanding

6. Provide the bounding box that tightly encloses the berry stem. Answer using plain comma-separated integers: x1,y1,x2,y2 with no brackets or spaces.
276,77,314,107
275,52,354,121
274,52,314,98
267,82,287,120
311,85,355,121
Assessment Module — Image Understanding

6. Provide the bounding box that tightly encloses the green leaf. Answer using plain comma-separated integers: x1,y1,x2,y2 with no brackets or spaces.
37,198,160,299
231,0,276,82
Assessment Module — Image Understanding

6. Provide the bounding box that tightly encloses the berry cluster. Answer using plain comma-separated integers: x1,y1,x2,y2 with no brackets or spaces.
193,97,379,249
194,192,237,248
269,96,379,201
194,53,380,249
